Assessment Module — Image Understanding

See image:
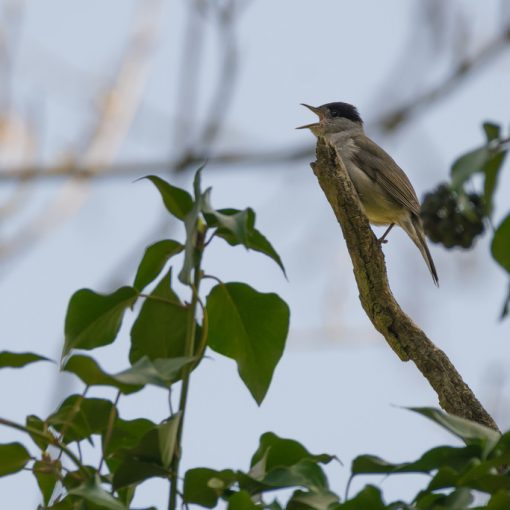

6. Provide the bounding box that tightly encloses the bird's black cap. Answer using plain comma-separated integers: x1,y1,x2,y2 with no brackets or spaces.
321,102,363,124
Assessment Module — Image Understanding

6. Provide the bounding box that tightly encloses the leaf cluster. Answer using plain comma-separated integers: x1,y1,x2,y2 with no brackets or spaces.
444,122,510,317
0,168,289,508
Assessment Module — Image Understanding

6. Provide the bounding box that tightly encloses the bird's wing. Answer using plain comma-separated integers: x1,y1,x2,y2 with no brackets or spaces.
352,134,421,216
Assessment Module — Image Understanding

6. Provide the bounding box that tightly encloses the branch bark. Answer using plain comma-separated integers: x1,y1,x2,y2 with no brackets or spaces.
312,137,499,432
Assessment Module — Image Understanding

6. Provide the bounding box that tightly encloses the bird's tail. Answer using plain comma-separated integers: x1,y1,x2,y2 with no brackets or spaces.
401,215,439,286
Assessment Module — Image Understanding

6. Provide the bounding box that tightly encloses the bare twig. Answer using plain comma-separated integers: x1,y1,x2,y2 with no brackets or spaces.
0,0,163,263
98,391,121,474
372,21,510,131
0,144,313,182
1,19,509,185
311,137,499,432
197,0,239,153
173,0,206,152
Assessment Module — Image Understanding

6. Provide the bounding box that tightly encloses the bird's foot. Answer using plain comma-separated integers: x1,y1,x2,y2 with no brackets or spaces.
377,223,395,245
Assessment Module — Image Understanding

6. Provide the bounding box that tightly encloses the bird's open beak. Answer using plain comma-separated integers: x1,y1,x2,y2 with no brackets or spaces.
296,103,323,130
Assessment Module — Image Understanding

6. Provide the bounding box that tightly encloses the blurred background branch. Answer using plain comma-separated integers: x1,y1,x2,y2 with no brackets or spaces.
0,0,509,330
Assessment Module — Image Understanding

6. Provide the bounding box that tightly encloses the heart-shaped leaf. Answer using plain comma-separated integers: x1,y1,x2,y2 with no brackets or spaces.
130,270,189,363
492,214,510,274
63,287,138,356
142,175,193,220
69,476,127,510
206,283,289,404
133,239,184,291
0,443,31,477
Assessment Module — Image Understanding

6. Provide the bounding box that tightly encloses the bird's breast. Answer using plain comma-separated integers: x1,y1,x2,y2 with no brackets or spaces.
346,162,407,226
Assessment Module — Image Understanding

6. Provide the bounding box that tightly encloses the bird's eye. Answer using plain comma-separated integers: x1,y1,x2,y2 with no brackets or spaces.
330,110,338,117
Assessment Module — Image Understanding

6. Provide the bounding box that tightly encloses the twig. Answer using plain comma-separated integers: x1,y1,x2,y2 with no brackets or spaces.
0,0,163,264
98,391,121,474
56,385,89,461
311,137,499,432
168,229,205,510
197,0,239,153
0,145,314,183
372,22,510,131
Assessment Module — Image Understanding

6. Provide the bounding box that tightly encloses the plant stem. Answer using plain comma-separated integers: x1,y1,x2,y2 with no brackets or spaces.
168,230,205,510
56,385,89,461
98,391,121,474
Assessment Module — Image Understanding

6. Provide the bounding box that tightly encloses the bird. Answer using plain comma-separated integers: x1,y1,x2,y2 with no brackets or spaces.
297,101,438,285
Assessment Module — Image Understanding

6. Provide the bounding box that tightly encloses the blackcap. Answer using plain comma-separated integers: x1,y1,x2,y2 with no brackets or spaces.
298,101,438,285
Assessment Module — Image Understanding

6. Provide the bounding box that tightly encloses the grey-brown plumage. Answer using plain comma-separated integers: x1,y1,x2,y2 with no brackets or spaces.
298,101,438,285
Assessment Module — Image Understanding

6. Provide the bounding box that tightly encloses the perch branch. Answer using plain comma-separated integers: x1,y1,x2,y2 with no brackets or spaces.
312,137,499,432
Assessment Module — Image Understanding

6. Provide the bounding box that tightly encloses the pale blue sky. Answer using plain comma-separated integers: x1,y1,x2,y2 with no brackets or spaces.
1,1,510,508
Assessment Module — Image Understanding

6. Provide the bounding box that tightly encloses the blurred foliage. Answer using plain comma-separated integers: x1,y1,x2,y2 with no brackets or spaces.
421,122,510,317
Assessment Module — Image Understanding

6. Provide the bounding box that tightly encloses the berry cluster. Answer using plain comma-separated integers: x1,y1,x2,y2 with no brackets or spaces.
421,184,486,249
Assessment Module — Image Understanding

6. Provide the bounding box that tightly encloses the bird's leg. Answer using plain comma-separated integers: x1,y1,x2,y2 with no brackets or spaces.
377,223,395,244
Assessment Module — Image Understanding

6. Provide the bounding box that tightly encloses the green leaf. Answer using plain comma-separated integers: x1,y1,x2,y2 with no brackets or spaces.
441,488,473,508
0,442,31,477
33,458,60,506
483,151,506,217
250,433,332,473
492,215,510,273
158,413,181,469
46,497,75,509
130,270,189,363
227,491,259,510
237,433,333,494
114,356,196,388
26,415,50,450
112,459,168,490
262,460,329,491
183,468,237,508
64,354,196,396
69,476,127,510
287,490,340,510
142,175,193,220
133,239,184,291
338,485,386,509
451,146,491,190
212,207,286,276
47,396,115,444
483,122,501,142
407,407,500,454
62,465,97,491
63,355,142,394
351,454,397,475
203,193,251,245
116,486,136,507
352,445,481,476
63,287,138,356
111,421,177,489
207,283,289,404
427,466,462,491
178,167,205,285
245,226,286,276
103,417,156,457
486,491,510,509
452,449,510,493
0,351,52,369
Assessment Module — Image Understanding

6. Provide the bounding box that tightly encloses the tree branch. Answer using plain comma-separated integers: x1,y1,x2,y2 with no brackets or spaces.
311,137,499,432
372,22,510,131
